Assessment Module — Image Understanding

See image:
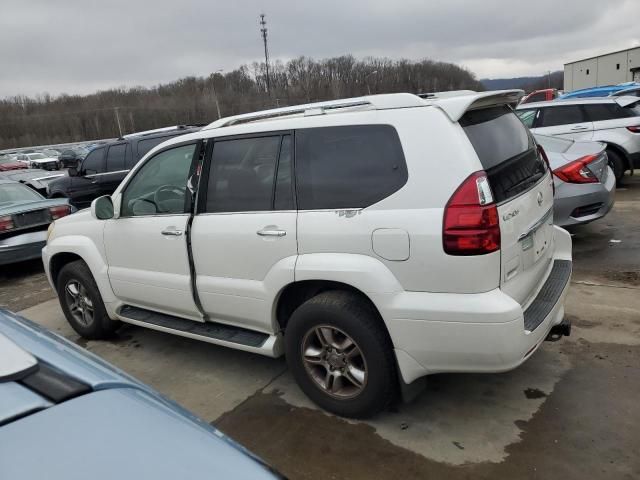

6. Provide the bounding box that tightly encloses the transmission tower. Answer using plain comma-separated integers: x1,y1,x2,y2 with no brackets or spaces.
259,13,271,96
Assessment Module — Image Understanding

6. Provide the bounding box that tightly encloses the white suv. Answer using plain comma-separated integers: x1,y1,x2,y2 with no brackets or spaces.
516,96,640,183
43,91,573,418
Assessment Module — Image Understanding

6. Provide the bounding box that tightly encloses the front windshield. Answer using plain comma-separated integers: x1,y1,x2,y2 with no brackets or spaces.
27,153,46,160
0,183,44,205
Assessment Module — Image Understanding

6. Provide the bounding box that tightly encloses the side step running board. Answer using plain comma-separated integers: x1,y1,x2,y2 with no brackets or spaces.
118,305,281,357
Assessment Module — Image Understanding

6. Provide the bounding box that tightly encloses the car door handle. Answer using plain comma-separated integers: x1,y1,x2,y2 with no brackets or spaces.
161,228,183,236
257,229,286,237
570,125,589,131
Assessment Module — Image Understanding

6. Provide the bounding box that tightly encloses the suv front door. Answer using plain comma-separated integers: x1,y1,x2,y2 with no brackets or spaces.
104,142,201,320
533,105,594,140
190,134,297,333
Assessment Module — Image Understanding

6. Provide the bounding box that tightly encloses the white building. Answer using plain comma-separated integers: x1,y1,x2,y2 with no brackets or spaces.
564,47,640,92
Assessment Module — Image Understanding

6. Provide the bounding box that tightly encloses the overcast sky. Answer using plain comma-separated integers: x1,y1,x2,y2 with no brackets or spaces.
1,0,638,98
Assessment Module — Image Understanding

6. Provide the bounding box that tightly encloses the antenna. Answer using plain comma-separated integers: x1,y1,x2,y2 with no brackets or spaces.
259,13,271,96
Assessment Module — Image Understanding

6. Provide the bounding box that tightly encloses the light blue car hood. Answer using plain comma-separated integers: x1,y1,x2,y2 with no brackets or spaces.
0,310,280,480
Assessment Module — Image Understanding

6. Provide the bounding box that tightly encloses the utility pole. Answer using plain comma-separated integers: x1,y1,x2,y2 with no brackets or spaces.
548,70,551,89
259,13,271,96
211,69,223,119
114,107,123,137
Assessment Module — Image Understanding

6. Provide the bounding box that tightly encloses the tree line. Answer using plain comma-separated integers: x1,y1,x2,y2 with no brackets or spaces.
0,55,484,149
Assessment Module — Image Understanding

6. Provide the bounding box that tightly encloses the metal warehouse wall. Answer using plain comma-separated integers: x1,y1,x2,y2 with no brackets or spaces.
564,47,640,91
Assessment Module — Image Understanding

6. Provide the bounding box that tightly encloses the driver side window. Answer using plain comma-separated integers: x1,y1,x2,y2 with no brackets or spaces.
121,143,196,217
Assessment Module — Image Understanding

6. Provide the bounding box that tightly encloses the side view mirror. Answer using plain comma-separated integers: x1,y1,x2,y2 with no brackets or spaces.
68,166,78,177
91,195,114,220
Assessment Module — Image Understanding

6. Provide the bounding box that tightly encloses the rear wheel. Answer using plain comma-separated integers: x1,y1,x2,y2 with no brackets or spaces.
607,149,625,185
284,290,397,418
57,260,120,339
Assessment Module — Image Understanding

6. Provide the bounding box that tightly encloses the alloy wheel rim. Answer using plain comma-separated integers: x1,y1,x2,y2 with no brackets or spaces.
65,280,94,327
301,325,368,399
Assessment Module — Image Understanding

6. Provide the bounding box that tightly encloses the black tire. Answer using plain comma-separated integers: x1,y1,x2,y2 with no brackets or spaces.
57,260,120,339
607,149,625,185
284,290,397,418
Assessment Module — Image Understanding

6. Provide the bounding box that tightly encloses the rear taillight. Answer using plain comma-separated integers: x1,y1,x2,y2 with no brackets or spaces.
0,215,14,232
553,155,599,184
49,205,71,220
443,171,500,256
626,126,640,133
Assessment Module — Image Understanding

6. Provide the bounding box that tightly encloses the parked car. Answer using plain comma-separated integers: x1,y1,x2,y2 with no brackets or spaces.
535,134,615,227
0,168,65,196
559,82,640,99
47,126,201,209
610,85,640,97
16,153,59,171
520,88,559,104
0,309,281,480
41,148,61,158
0,179,74,265
0,156,28,172
516,96,640,182
44,92,573,418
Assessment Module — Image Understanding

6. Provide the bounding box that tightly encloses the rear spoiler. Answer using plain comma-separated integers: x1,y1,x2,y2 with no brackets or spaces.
429,89,525,122
614,96,640,107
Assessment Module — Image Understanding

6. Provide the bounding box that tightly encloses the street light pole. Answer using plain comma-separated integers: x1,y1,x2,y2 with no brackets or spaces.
211,69,223,119
365,70,378,95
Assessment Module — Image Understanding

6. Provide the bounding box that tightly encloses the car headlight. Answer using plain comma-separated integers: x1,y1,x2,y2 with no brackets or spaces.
46,222,55,243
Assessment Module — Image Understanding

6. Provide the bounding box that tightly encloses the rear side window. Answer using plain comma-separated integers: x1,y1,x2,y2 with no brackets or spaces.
461,106,546,203
136,136,173,160
105,143,128,171
538,106,586,127
205,136,282,213
295,125,407,210
583,103,635,121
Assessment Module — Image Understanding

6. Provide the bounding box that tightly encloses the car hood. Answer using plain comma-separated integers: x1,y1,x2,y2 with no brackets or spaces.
0,310,280,479
0,198,71,217
0,388,279,480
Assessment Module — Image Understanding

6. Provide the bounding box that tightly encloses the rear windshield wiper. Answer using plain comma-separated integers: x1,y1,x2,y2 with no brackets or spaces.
504,172,544,194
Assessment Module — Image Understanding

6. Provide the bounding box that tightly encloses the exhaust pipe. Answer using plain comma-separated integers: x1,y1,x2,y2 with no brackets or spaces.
545,318,571,342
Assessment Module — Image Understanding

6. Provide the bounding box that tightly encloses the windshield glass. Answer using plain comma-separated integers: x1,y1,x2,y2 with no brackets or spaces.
534,134,574,154
0,183,44,205
27,153,46,160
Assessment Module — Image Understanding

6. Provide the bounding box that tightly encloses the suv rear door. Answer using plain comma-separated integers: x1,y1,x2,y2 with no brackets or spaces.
190,134,297,333
461,106,555,307
533,105,594,140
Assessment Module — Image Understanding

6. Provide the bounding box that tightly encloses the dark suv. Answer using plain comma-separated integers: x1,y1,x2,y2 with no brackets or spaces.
47,126,200,208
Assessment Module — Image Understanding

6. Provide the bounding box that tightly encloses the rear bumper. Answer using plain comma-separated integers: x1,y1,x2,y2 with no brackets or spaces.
0,231,47,265
553,168,616,227
379,226,572,384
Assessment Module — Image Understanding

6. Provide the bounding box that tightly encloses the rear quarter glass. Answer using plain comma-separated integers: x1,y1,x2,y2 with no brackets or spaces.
460,106,546,203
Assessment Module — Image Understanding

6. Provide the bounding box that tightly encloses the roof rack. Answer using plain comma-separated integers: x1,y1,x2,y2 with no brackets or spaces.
120,125,196,140
203,93,427,130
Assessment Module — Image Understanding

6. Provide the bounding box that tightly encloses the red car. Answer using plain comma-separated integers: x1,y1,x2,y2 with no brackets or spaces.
0,157,28,172
520,88,559,104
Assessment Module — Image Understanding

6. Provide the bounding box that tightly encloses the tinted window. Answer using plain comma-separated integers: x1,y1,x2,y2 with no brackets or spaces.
105,143,127,171
539,106,585,127
136,136,174,160
274,136,294,210
461,106,546,203
516,109,538,128
295,125,407,210
205,136,280,213
584,103,635,121
81,147,105,174
121,144,196,216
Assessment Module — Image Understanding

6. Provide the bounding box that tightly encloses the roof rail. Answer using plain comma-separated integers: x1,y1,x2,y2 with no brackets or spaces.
203,93,426,130
120,125,196,140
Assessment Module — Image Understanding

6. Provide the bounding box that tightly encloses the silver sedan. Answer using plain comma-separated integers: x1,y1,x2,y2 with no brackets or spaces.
535,134,616,227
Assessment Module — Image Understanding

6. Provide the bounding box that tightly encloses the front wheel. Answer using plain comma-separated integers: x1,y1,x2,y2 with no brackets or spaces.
284,291,397,418
57,260,120,339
